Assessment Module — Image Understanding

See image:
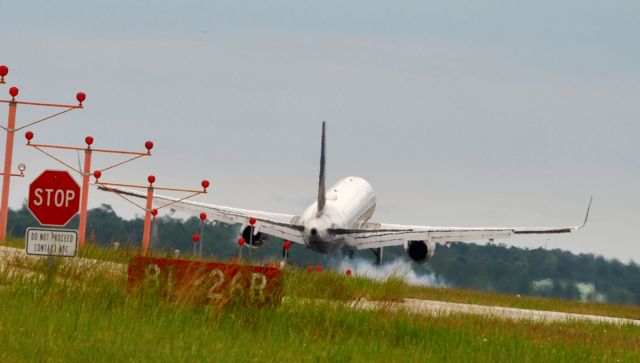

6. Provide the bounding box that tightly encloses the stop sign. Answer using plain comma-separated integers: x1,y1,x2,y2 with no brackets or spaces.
28,170,81,226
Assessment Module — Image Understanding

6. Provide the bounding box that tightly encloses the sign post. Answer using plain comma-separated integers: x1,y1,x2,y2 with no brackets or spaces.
27,170,81,278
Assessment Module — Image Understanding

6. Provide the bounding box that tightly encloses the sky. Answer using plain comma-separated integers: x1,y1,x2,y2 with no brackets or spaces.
2,1,639,261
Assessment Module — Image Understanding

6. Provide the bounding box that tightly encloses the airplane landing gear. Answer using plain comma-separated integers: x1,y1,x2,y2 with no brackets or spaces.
342,249,355,259
372,247,383,265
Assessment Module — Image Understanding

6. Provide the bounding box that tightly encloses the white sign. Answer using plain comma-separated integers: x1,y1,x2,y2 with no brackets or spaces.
25,227,78,257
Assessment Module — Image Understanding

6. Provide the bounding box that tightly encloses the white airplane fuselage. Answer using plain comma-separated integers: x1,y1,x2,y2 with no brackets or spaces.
299,176,376,253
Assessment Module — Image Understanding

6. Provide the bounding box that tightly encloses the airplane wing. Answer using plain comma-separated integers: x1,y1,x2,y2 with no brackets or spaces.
97,186,306,244
330,197,593,250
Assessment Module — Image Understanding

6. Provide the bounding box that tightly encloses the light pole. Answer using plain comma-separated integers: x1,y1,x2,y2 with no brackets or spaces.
237,237,245,260
192,233,200,257
25,135,152,246
0,86,84,242
98,177,209,256
199,212,207,258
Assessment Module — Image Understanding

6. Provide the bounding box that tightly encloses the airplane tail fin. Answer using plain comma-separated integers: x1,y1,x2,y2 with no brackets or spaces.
317,121,326,216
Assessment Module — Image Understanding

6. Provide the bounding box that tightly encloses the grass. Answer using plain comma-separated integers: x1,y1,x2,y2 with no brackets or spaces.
285,267,640,320
0,259,639,362
1,242,640,361
4,238,640,320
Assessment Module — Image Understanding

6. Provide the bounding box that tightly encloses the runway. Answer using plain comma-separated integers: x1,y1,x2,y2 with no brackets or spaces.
343,298,640,326
0,246,126,281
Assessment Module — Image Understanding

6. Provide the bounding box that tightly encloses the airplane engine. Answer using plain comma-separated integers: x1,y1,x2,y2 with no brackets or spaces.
241,225,268,248
405,240,435,264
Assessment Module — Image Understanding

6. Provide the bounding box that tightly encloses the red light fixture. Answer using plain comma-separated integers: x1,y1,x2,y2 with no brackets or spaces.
145,141,154,152
283,240,291,250
93,170,102,180
199,212,207,221
249,217,256,226
76,92,86,106
0,65,7,82
316,265,323,272
25,131,34,143
192,233,200,243
151,209,158,217
85,136,94,146
9,86,19,100
147,175,156,185
307,265,313,272
238,237,245,246
346,269,352,276
201,180,210,190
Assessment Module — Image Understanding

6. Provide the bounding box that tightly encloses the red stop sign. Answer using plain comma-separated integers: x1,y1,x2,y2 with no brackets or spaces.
28,170,81,226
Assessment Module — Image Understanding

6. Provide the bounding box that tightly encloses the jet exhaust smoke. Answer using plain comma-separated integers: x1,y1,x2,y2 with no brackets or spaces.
333,257,447,287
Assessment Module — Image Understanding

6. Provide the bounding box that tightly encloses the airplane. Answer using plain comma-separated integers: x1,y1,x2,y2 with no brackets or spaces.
102,122,592,264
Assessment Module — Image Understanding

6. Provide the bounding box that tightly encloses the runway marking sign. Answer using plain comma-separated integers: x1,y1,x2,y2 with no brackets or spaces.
128,257,283,306
25,227,78,257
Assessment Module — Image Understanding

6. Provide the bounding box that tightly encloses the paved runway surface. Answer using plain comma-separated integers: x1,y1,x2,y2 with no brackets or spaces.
349,298,640,326
0,246,126,279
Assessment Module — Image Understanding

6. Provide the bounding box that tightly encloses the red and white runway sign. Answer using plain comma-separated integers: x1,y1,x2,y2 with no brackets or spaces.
128,257,284,306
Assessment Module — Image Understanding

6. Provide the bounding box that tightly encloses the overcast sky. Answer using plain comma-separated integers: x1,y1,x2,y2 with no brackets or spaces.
2,1,639,261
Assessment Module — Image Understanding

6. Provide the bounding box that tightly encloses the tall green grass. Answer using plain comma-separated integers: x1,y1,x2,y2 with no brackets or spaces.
1,279,639,362
4,238,640,320
0,250,639,362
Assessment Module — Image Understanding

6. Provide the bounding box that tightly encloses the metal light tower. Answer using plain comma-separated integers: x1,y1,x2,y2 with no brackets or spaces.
98,176,210,255
25,134,152,245
199,212,207,258
0,82,84,242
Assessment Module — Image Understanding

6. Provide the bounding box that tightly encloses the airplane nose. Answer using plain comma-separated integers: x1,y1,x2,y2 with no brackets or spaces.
310,228,319,236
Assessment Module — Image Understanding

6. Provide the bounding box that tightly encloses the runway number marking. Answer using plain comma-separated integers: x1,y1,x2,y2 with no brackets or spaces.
128,257,283,307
